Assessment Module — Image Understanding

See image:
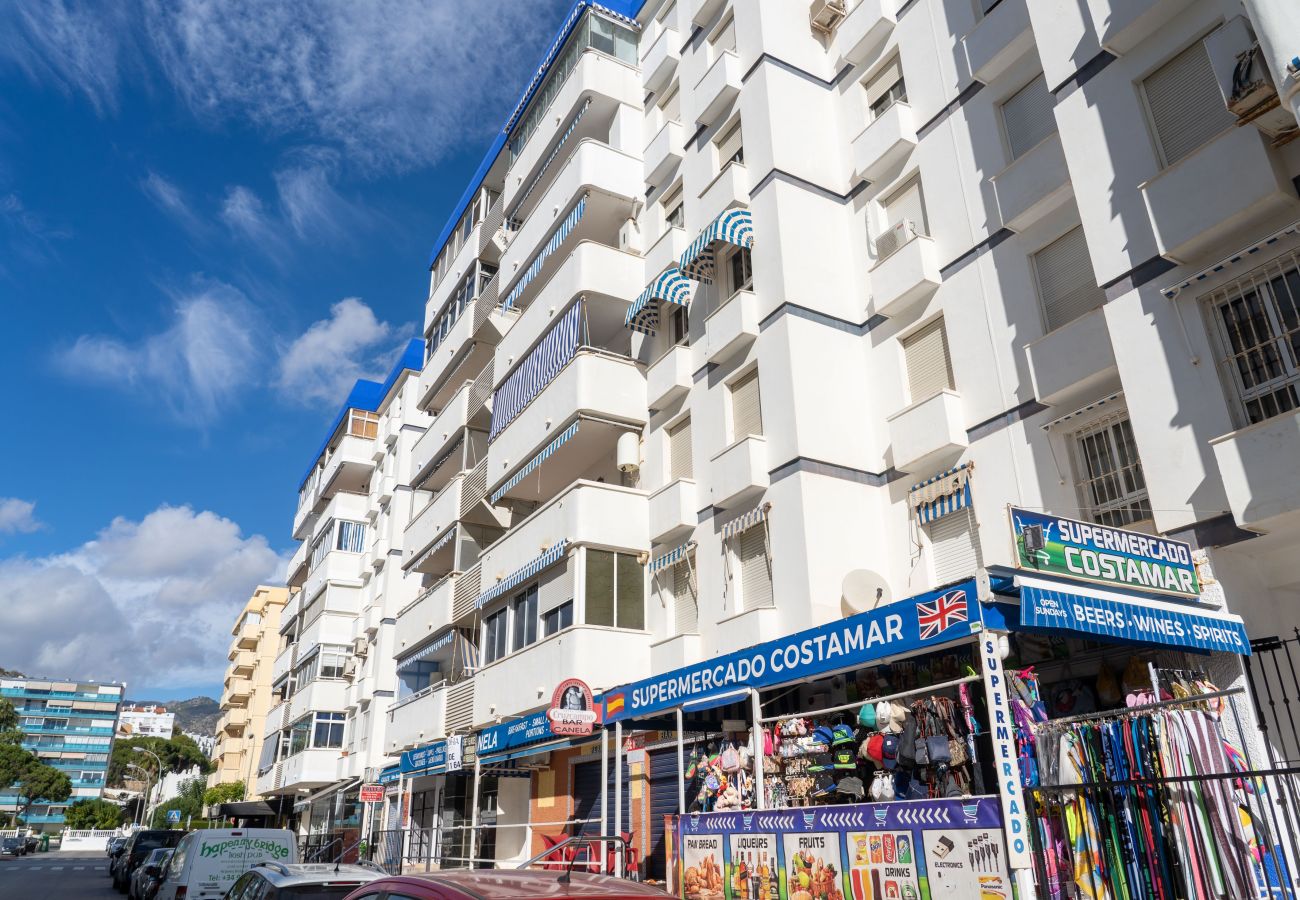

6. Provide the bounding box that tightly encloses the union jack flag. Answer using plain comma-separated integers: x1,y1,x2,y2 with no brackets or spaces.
917,589,968,640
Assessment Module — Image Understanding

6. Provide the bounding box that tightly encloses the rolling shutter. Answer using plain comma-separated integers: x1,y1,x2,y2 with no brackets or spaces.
883,176,926,234
673,560,697,634
739,526,774,610
1001,75,1056,160
646,747,701,880
926,508,982,585
864,57,904,109
730,370,763,439
573,759,630,838
669,418,693,481
902,318,954,402
1142,39,1234,167
1034,227,1105,332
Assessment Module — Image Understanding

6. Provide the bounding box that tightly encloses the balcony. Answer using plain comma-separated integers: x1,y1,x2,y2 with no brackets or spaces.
301,548,365,605
474,626,652,725
694,50,741,125
652,633,704,674
229,650,256,677
705,289,759,364
286,541,309,590
886,389,967,474
868,231,941,318
697,162,750,230
275,748,341,792
487,352,648,495
1024,307,1118,406
641,23,680,94
234,621,260,651
395,579,456,657
649,478,698,542
1211,409,1300,533
648,344,693,411
386,685,447,754
990,132,1071,232
692,0,726,27
709,435,769,509
221,708,249,734
285,679,348,726
319,435,375,501
852,102,917,183
418,297,512,413
1139,128,1300,264
644,226,690,281
223,675,253,704
411,384,482,485
837,0,896,68
962,0,1032,85
645,119,685,188
1086,0,1186,54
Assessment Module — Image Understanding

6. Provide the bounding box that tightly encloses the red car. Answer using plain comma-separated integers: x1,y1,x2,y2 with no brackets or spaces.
340,870,668,900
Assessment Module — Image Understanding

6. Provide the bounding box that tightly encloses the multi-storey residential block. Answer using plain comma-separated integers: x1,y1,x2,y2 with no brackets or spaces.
263,0,1300,889
0,677,124,831
209,585,288,799
116,703,175,740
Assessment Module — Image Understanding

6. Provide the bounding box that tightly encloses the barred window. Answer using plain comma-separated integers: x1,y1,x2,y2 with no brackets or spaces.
1072,415,1152,528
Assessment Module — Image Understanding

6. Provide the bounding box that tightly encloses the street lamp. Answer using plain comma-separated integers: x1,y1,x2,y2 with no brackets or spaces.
125,764,153,829
132,748,164,827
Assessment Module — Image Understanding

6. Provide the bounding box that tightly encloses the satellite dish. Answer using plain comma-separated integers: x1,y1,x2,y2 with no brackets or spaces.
842,569,892,616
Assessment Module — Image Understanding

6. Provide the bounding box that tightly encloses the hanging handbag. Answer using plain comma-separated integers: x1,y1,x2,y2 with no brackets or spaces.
721,742,741,773
913,705,931,767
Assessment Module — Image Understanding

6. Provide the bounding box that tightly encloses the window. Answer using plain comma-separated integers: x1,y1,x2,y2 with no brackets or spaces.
335,520,366,554
585,550,645,630
726,247,753,295
1033,227,1105,332
668,417,693,481
730,369,763,439
879,175,927,251
662,184,684,230
864,57,906,120
737,526,773,610
926,509,982,586
313,712,346,749
715,119,744,168
1001,75,1056,160
671,558,698,633
659,83,681,125
542,601,574,637
512,586,539,651
1207,256,1300,425
1141,38,1235,168
1072,415,1152,528
710,13,737,56
670,305,689,346
483,608,509,665
901,318,955,402
347,409,379,439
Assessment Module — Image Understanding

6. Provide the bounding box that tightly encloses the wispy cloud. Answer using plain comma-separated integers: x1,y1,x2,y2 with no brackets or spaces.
140,170,205,236
0,191,72,270
0,498,42,535
275,298,398,406
0,0,133,115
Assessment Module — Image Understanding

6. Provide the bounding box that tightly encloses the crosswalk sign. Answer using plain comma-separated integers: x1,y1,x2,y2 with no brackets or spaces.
167,810,181,823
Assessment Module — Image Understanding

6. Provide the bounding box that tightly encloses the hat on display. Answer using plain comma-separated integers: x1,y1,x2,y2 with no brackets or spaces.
813,725,836,748
836,776,865,800
875,701,891,726
831,724,856,747
864,733,885,765
881,734,900,769
882,702,910,735
857,703,877,729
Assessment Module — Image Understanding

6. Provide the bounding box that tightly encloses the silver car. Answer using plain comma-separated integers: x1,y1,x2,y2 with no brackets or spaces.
222,862,384,899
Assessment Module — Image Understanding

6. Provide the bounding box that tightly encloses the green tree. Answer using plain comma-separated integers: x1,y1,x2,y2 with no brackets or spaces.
108,735,212,787
11,759,71,827
64,798,125,830
0,699,23,747
203,781,245,808
0,743,31,791
150,776,206,829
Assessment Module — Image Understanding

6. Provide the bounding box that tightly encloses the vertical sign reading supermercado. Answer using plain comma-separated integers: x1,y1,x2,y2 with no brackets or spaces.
979,632,1030,871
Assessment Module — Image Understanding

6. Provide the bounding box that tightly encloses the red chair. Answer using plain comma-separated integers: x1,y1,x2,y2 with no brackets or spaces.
538,833,567,870
605,832,639,877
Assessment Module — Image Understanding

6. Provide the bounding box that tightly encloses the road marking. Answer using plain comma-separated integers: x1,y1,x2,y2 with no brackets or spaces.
50,865,63,870
74,865,85,869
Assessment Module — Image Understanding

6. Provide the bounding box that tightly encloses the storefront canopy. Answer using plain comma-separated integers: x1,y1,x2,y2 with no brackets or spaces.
678,207,754,282
400,740,448,776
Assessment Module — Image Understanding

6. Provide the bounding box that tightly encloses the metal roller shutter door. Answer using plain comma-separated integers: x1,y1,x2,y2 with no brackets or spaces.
573,758,630,838
647,747,700,881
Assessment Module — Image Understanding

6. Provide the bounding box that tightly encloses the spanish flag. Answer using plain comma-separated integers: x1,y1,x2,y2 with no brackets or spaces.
605,693,625,717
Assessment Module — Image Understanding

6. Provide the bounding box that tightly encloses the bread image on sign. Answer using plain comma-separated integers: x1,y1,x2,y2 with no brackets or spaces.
547,677,601,736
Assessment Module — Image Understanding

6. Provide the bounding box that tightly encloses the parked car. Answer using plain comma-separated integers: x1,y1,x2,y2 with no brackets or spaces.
24,833,38,854
222,862,383,899
341,870,671,900
130,848,174,900
108,835,128,858
153,828,298,900
0,836,24,858
113,830,185,893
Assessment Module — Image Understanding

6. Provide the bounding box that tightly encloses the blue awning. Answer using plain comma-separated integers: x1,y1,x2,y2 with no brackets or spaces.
679,208,755,283
490,420,581,504
624,266,697,335
682,688,752,713
406,524,458,572
489,302,584,441
396,628,458,672
477,737,582,767
909,463,973,525
649,540,696,574
501,195,588,312
475,540,569,610
511,99,592,217
721,502,770,541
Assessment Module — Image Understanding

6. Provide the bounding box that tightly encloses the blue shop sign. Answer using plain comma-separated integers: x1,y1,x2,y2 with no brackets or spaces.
377,765,401,785
400,740,447,775
1020,583,1249,655
603,580,982,723
476,710,555,756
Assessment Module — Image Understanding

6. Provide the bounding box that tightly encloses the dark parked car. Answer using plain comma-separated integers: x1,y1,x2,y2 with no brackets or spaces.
24,834,38,854
341,870,670,900
113,830,184,893
0,837,24,858
130,848,174,900
222,862,383,899
108,835,129,858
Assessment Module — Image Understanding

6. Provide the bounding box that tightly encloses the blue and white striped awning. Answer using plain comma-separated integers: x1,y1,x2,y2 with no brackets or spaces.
490,420,581,504
501,195,588,312
649,540,696,574
405,524,458,572
475,540,570,610
624,266,697,335
679,207,755,283
721,502,770,541
489,302,583,441
396,627,458,672
512,99,592,216
909,464,973,525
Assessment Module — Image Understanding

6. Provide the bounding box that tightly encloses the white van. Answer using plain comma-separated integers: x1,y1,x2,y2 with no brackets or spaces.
153,829,298,900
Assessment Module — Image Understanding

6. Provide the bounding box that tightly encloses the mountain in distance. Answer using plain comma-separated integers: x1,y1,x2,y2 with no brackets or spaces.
129,696,222,737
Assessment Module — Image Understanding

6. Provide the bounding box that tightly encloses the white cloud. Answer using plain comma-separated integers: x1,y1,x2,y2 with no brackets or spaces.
0,505,284,693
140,171,204,235
276,298,396,406
0,0,132,115
221,151,369,252
0,499,42,535
56,281,262,425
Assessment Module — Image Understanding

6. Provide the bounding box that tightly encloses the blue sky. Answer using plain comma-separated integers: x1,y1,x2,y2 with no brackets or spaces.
0,0,569,700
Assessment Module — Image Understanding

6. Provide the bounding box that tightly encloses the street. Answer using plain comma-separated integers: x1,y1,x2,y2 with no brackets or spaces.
0,852,118,898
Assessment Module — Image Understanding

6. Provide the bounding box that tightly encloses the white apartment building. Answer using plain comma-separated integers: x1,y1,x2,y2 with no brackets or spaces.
268,0,1300,889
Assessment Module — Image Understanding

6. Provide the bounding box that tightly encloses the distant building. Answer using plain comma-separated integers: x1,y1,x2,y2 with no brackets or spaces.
116,703,175,740
0,676,125,831
186,731,217,758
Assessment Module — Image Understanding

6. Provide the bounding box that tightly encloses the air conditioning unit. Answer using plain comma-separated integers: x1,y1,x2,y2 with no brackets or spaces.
874,219,916,260
343,658,358,678
618,219,642,254
810,0,848,36
1208,18,1300,143
352,637,369,657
